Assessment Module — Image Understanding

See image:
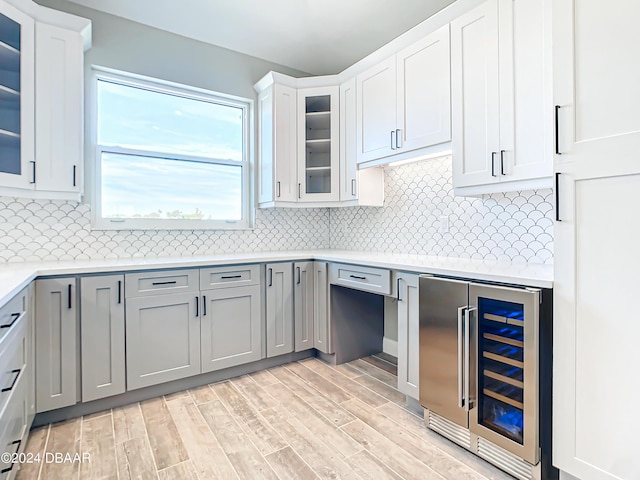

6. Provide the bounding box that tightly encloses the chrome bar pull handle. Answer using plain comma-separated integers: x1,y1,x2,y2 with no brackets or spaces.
500,150,506,175
491,152,497,177
391,130,396,150
457,306,466,408
351,179,356,196
68,284,72,309
397,278,402,302
296,266,301,285
30,161,36,184
298,183,302,199
268,268,273,287
276,181,281,198
117,280,122,304
202,296,206,316
466,306,477,411
396,129,402,149
195,296,199,317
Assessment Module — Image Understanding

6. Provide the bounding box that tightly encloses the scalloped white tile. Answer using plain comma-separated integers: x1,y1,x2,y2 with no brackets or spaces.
330,156,554,265
0,199,329,262
0,155,553,264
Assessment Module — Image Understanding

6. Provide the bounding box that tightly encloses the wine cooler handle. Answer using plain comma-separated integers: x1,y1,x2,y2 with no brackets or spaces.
466,307,477,411
457,306,466,409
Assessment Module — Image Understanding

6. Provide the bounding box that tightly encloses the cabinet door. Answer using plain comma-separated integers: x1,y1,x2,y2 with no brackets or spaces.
297,86,340,202
201,285,262,373
80,275,125,402
265,263,293,357
313,262,332,354
356,56,396,164
340,78,358,201
497,0,552,183
553,2,640,479
126,292,200,390
451,0,501,189
35,278,77,412
293,262,314,352
340,78,385,206
396,273,419,399
396,24,451,154
34,22,83,197
0,1,34,192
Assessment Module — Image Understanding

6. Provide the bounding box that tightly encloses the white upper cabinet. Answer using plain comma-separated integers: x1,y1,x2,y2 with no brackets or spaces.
339,77,384,206
553,2,640,480
35,22,84,198
297,86,340,202
452,0,552,195
356,24,451,166
0,0,34,193
257,81,298,204
0,0,89,201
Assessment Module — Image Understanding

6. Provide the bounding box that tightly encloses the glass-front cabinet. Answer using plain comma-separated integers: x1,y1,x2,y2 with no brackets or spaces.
0,1,34,191
297,86,339,202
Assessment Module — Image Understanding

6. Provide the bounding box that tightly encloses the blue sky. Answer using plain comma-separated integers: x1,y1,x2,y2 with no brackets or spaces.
97,80,244,220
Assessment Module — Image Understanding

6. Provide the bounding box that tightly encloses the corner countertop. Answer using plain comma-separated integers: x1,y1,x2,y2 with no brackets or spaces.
0,249,553,306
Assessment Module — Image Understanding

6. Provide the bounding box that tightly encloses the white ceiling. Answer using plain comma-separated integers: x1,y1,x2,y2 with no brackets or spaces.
65,0,456,75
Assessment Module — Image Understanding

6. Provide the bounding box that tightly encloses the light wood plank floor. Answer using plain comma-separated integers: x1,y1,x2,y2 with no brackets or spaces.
17,357,514,480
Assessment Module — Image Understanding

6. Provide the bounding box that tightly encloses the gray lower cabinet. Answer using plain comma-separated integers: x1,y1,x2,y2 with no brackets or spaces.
294,262,314,352
201,284,262,372
397,272,419,399
265,263,293,357
125,292,201,390
313,262,332,354
35,277,78,412
80,275,125,402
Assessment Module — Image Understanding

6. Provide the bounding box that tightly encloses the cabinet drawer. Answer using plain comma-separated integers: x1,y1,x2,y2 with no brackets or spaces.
0,293,25,345
0,315,26,421
329,263,391,295
0,369,28,479
125,269,199,298
200,264,260,290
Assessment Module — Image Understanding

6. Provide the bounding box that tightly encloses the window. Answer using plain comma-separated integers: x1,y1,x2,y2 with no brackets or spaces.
92,68,252,230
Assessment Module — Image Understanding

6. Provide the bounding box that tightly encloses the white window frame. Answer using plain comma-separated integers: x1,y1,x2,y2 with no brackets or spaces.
89,66,254,230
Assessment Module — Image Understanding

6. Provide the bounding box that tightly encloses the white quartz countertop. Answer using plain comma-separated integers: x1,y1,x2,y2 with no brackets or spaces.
0,250,553,306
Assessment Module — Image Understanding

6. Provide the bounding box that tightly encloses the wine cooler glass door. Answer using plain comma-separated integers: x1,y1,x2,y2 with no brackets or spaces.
469,283,540,465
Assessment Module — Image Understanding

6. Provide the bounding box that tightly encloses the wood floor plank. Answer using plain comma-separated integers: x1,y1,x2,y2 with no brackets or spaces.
283,362,353,404
299,359,389,408
249,369,280,387
231,374,257,388
261,406,357,480
341,419,445,480
79,413,118,480
116,436,158,480
376,403,512,480
165,394,239,480
344,450,403,480
15,425,48,480
198,400,279,480
332,362,365,379
351,374,406,406
157,460,198,480
39,418,82,480
263,382,362,459
230,377,280,411
343,398,487,480
188,384,218,404
270,365,355,426
140,397,189,470
113,403,147,443
265,446,320,480
212,381,287,455
350,358,398,388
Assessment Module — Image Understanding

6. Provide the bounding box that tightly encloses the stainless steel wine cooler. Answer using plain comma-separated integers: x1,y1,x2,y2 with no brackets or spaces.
419,276,552,480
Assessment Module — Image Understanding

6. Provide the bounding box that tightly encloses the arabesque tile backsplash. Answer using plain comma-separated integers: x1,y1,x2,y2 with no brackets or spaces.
0,155,553,264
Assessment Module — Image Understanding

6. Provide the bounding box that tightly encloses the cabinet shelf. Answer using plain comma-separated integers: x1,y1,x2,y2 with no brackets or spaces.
483,333,524,348
483,388,524,410
0,40,19,71
483,351,524,369
0,84,19,100
484,369,524,389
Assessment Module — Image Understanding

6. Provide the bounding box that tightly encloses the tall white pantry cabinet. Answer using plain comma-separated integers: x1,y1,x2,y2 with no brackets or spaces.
553,1,640,480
